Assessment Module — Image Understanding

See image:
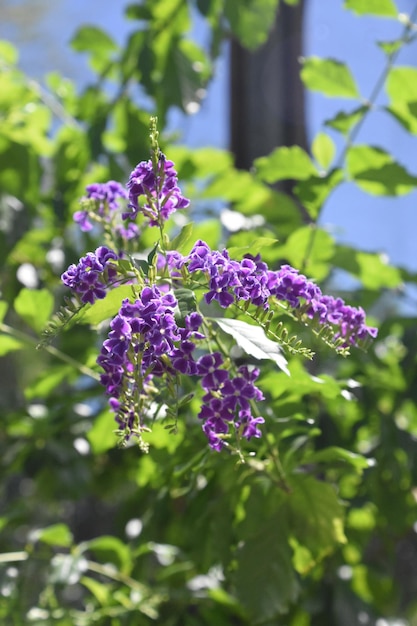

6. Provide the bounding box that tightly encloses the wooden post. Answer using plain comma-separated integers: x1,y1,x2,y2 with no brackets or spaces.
230,0,306,170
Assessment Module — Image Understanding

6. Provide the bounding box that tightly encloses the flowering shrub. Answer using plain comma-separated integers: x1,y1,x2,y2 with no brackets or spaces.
50,119,377,455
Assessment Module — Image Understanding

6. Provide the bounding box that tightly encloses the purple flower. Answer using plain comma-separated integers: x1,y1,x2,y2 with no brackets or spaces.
61,246,118,304
125,153,189,227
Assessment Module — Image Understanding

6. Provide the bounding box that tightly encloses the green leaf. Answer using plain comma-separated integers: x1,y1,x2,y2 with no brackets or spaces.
377,39,404,56
167,223,194,252
344,0,397,17
0,40,18,65
70,26,118,65
303,447,373,473
14,288,54,333
285,475,346,573
213,318,290,375
355,251,402,289
87,410,116,455
80,285,134,325
80,576,110,606
85,536,131,573
277,226,335,281
385,67,417,134
294,168,344,220
32,523,73,548
300,57,360,99
0,335,24,356
235,516,299,620
324,106,367,135
255,146,317,183
224,0,280,50
175,287,197,323
312,132,336,170
346,145,417,195
333,245,402,289
227,237,279,260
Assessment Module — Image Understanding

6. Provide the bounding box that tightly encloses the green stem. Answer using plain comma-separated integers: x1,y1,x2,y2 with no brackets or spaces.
0,322,100,382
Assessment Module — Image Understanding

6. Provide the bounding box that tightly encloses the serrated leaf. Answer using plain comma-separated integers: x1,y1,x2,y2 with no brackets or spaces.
213,318,289,375
80,285,135,325
344,0,397,17
312,132,336,170
32,523,73,548
255,146,317,183
300,57,360,99
14,288,54,333
235,516,299,620
285,475,346,573
346,145,417,195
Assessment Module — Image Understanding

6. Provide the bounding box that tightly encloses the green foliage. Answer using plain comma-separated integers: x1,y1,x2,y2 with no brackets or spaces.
344,0,398,18
1,1,417,625
300,56,361,99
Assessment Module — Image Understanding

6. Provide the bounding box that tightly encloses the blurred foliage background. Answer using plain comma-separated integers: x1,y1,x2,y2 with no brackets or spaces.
1,0,417,624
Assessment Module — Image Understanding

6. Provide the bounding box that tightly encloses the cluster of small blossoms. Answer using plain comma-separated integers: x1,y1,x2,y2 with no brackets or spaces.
197,355,265,451
96,284,264,450
73,181,138,240
124,153,190,227
174,240,377,347
61,246,118,305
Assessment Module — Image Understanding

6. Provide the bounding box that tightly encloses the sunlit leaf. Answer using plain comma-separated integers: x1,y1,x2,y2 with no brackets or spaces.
346,145,417,195
32,524,73,548
80,285,135,325
344,0,397,17
294,168,343,220
312,132,336,170
213,318,290,375
0,335,24,356
300,57,360,99
14,288,54,333
87,410,116,455
224,0,280,50
255,146,317,183
324,106,368,135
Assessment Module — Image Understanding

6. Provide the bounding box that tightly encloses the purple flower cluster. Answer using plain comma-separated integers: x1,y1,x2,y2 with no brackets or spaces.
179,241,378,347
197,355,265,451
125,153,190,227
97,284,265,449
74,181,131,234
97,286,180,437
61,246,118,305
